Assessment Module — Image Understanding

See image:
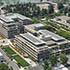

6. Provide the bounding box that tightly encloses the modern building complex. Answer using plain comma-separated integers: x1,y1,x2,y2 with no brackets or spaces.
15,32,50,62
15,29,70,62
51,16,70,29
24,23,45,34
0,13,32,38
38,30,70,53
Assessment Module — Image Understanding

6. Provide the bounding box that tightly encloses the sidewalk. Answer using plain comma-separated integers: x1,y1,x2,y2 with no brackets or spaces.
8,40,37,67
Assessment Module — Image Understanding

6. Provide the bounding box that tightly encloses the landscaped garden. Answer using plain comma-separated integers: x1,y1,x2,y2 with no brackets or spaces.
2,47,29,67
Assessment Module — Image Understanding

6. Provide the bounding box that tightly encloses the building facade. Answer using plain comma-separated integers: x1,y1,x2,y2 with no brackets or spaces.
15,29,70,62
0,13,32,38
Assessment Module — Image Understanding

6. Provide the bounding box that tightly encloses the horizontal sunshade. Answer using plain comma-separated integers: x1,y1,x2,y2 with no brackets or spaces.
0,15,14,23
20,33,46,46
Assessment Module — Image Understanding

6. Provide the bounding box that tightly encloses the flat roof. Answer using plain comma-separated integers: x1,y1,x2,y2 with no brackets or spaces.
0,13,32,25
38,30,65,41
6,13,32,21
25,23,44,30
0,15,14,23
20,32,46,46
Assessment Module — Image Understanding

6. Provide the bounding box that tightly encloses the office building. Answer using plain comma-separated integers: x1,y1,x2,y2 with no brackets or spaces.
15,32,50,62
0,13,32,38
15,29,70,61
24,23,45,34
38,30,70,54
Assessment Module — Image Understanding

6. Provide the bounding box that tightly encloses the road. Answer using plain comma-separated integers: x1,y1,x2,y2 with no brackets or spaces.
0,48,20,70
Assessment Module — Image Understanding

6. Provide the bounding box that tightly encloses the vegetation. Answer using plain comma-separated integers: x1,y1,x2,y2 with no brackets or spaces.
59,53,68,64
44,60,52,70
50,54,58,66
2,2,55,18
57,29,70,40
44,53,68,70
13,55,29,67
3,47,16,55
2,47,29,67
0,63,12,70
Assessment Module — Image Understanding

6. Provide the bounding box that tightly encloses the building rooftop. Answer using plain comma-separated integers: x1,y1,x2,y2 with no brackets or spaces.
25,23,44,30
6,13,32,21
0,13,32,22
0,15,14,23
20,33,46,46
38,30,65,41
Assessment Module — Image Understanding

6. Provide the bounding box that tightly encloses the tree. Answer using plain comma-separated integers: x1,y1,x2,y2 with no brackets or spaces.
44,60,51,70
64,6,69,15
0,63,11,70
57,2,64,10
47,4,54,14
68,12,70,16
59,53,68,64
50,54,58,66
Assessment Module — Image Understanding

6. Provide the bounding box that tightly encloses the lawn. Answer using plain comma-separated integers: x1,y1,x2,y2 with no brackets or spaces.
3,47,16,55
2,47,29,67
13,55,29,67
57,29,70,40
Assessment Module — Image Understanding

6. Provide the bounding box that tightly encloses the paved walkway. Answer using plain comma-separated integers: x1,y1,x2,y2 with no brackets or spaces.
8,40,37,67
0,48,20,70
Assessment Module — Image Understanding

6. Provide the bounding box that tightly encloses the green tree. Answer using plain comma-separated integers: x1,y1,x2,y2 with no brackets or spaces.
59,53,68,64
0,63,10,70
50,54,58,66
44,60,49,70
57,2,64,10
47,4,54,14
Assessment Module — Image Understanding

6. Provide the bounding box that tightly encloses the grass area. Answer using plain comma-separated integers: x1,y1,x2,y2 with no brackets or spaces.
13,55,29,67
3,47,16,55
2,47,29,67
57,29,70,40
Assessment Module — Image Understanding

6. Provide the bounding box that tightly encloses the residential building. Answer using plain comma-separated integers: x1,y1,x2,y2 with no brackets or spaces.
0,13,32,38
50,16,70,29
